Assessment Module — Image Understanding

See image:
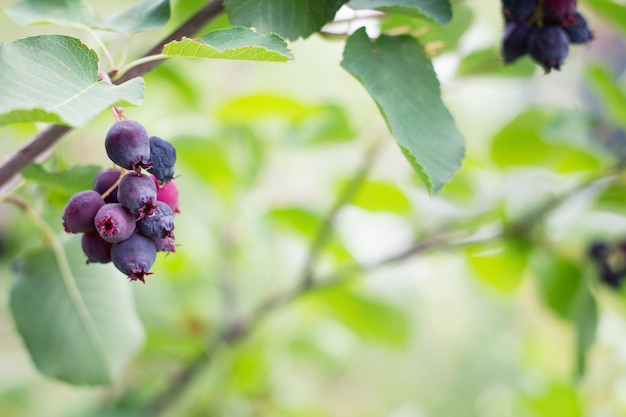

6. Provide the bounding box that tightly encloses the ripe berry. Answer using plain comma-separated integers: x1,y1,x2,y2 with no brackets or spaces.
94,203,136,243
527,26,569,72
105,120,151,172
502,0,538,22
137,201,174,238
117,172,158,219
111,232,157,283
147,136,176,184
502,21,532,64
543,0,577,24
81,231,112,264
152,175,180,213
152,234,176,253
62,190,104,233
564,12,593,44
92,168,122,203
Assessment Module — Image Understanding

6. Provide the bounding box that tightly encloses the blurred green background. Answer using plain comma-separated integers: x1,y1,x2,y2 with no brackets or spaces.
2,0,626,416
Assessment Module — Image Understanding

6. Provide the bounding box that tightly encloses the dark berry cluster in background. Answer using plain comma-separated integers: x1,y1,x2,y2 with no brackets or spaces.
588,241,626,289
502,0,593,72
62,120,179,283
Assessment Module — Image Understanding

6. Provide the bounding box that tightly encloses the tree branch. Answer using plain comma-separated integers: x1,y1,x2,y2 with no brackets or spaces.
0,0,225,190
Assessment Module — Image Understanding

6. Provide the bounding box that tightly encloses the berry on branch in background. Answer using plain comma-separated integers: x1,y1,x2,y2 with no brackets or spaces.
137,201,174,239
502,22,532,64
147,136,176,184
62,190,105,233
587,240,626,289
117,172,158,220
500,0,593,72
111,232,157,283
93,168,122,203
152,174,180,213
62,118,179,283
81,231,113,264
105,120,151,172
564,12,593,44
94,203,136,243
527,26,570,71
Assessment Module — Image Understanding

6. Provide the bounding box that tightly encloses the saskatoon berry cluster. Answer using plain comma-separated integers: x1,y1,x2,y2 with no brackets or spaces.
502,0,593,72
62,120,179,283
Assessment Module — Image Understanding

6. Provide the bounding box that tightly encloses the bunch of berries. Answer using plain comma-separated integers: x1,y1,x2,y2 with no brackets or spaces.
588,241,626,289
501,0,593,72
62,119,179,283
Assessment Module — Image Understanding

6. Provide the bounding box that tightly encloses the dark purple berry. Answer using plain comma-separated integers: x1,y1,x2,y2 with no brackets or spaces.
62,190,104,233
147,136,176,184
137,201,174,239
600,264,621,288
527,26,569,72
588,241,608,261
564,12,593,44
81,231,112,264
543,0,577,24
502,21,532,64
152,234,176,252
105,120,151,172
111,232,157,283
117,172,158,220
93,168,122,203
94,203,136,243
502,0,538,22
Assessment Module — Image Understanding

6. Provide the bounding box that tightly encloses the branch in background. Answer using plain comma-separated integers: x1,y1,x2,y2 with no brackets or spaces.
0,0,225,191
139,172,616,416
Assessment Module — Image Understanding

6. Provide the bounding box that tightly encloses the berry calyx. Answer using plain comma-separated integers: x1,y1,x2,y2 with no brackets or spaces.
111,232,157,283
94,203,136,243
105,120,151,172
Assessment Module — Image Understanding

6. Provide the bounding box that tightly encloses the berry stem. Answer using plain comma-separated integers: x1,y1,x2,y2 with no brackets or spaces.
86,27,116,71
100,169,127,200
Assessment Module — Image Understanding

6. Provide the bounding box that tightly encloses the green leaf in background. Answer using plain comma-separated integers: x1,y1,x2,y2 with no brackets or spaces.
21,164,101,195
584,0,626,35
217,94,355,144
530,250,598,374
349,0,452,25
466,239,529,293
344,179,413,213
10,238,145,385
491,109,601,172
586,65,626,131
163,27,293,62
95,0,170,35
5,0,93,28
341,28,465,193
224,0,347,40
524,383,582,417
456,48,536,78
0,35,144,127
380,2,472,54
304,285,410,348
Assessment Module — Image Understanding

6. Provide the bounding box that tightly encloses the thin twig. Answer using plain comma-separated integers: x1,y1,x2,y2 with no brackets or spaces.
0,0,225,190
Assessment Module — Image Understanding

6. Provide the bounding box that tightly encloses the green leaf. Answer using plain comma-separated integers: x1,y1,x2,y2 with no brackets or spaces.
381,2,472,53
269,207,322,236
11,238,145,385
5,0,93,28
305,285,410,348
491,109,602,172
95,0,170,35
345,179,413,213
586,65,626,130
224,0,347,40
0,35,144,127
456,48,536,78
530,251,598,373
583,0,626,35
349,0,452,25
341,28,465,193
466,239,529,293
22,164,101,195
163,27,293,62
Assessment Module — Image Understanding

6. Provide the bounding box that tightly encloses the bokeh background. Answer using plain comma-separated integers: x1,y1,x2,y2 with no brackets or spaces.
2,0,626,416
